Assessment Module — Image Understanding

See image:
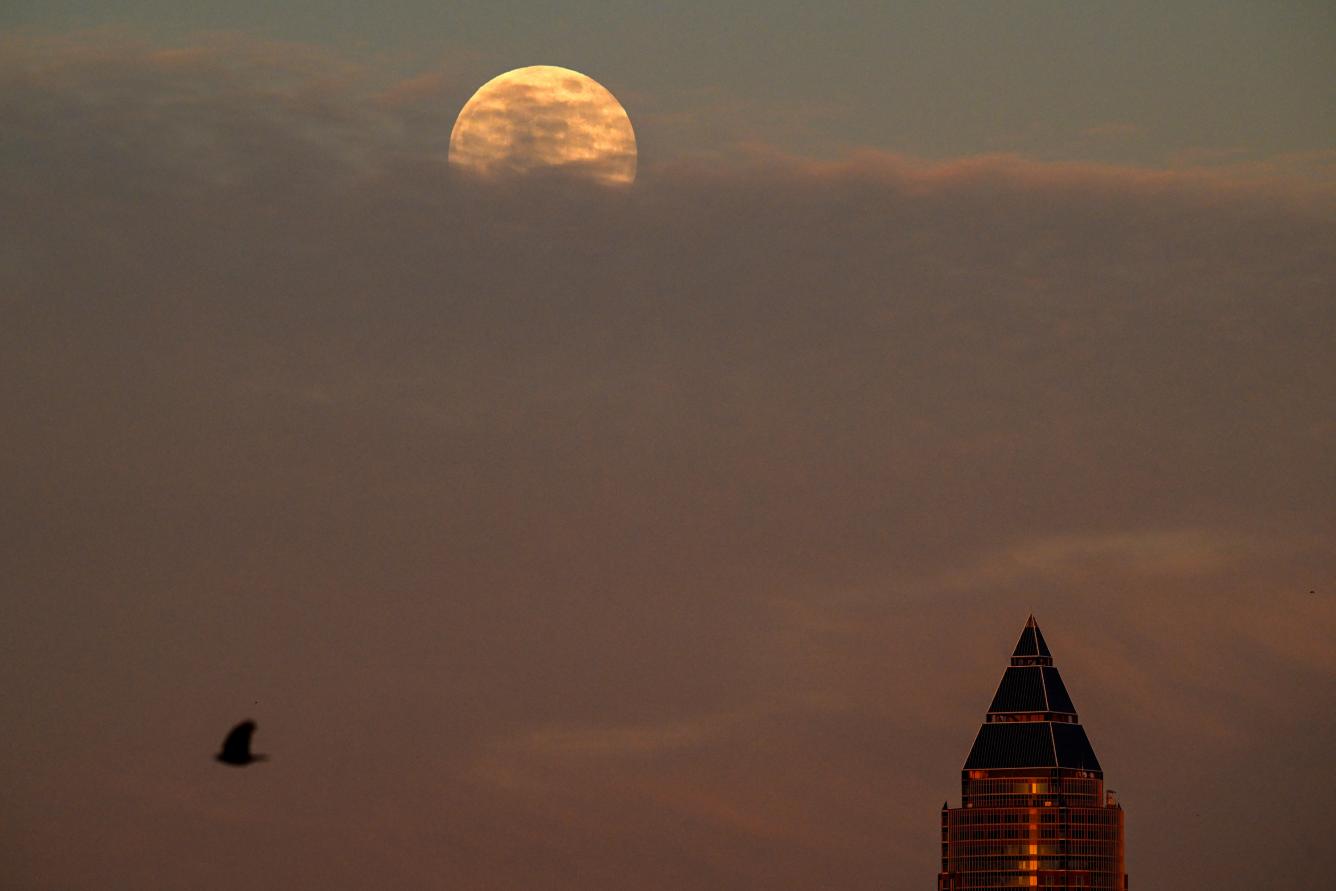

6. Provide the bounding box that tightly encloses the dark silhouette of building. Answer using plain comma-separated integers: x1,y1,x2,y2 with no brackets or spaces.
938,616,1127,890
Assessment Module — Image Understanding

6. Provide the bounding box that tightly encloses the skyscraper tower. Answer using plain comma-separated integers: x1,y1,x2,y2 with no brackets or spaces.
938,616,1127,890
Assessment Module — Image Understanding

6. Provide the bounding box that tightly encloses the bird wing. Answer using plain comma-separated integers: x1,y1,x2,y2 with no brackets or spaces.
220,720,256,759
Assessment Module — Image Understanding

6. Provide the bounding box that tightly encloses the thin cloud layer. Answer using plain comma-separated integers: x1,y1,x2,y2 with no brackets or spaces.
3,33,1334,891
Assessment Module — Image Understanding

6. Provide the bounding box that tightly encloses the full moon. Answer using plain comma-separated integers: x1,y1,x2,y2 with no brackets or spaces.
449,66,637,186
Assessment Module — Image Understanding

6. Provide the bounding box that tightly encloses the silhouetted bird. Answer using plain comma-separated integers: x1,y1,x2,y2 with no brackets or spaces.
216,720,267,766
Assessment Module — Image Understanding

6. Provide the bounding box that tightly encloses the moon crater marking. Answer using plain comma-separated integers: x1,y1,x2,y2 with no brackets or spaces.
449,66,637,186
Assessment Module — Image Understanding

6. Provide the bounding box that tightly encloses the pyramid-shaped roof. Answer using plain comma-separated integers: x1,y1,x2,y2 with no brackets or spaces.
1011,614,1052,660
962,616,1102,773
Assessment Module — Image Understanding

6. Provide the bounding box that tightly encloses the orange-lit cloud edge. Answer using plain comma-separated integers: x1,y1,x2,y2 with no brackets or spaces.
7,30,1329,202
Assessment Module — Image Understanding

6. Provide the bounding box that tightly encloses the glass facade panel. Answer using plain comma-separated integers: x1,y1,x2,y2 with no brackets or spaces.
938,618,1127,891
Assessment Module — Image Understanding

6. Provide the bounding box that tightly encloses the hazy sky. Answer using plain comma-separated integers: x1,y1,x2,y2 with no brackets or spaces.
5,2,1335,165
3,6,1334,891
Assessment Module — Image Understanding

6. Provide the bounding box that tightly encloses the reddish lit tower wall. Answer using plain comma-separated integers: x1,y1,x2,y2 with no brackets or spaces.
938,617,1128,890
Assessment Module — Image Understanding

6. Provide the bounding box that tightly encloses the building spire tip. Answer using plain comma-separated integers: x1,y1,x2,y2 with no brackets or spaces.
1011,614,1052,661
